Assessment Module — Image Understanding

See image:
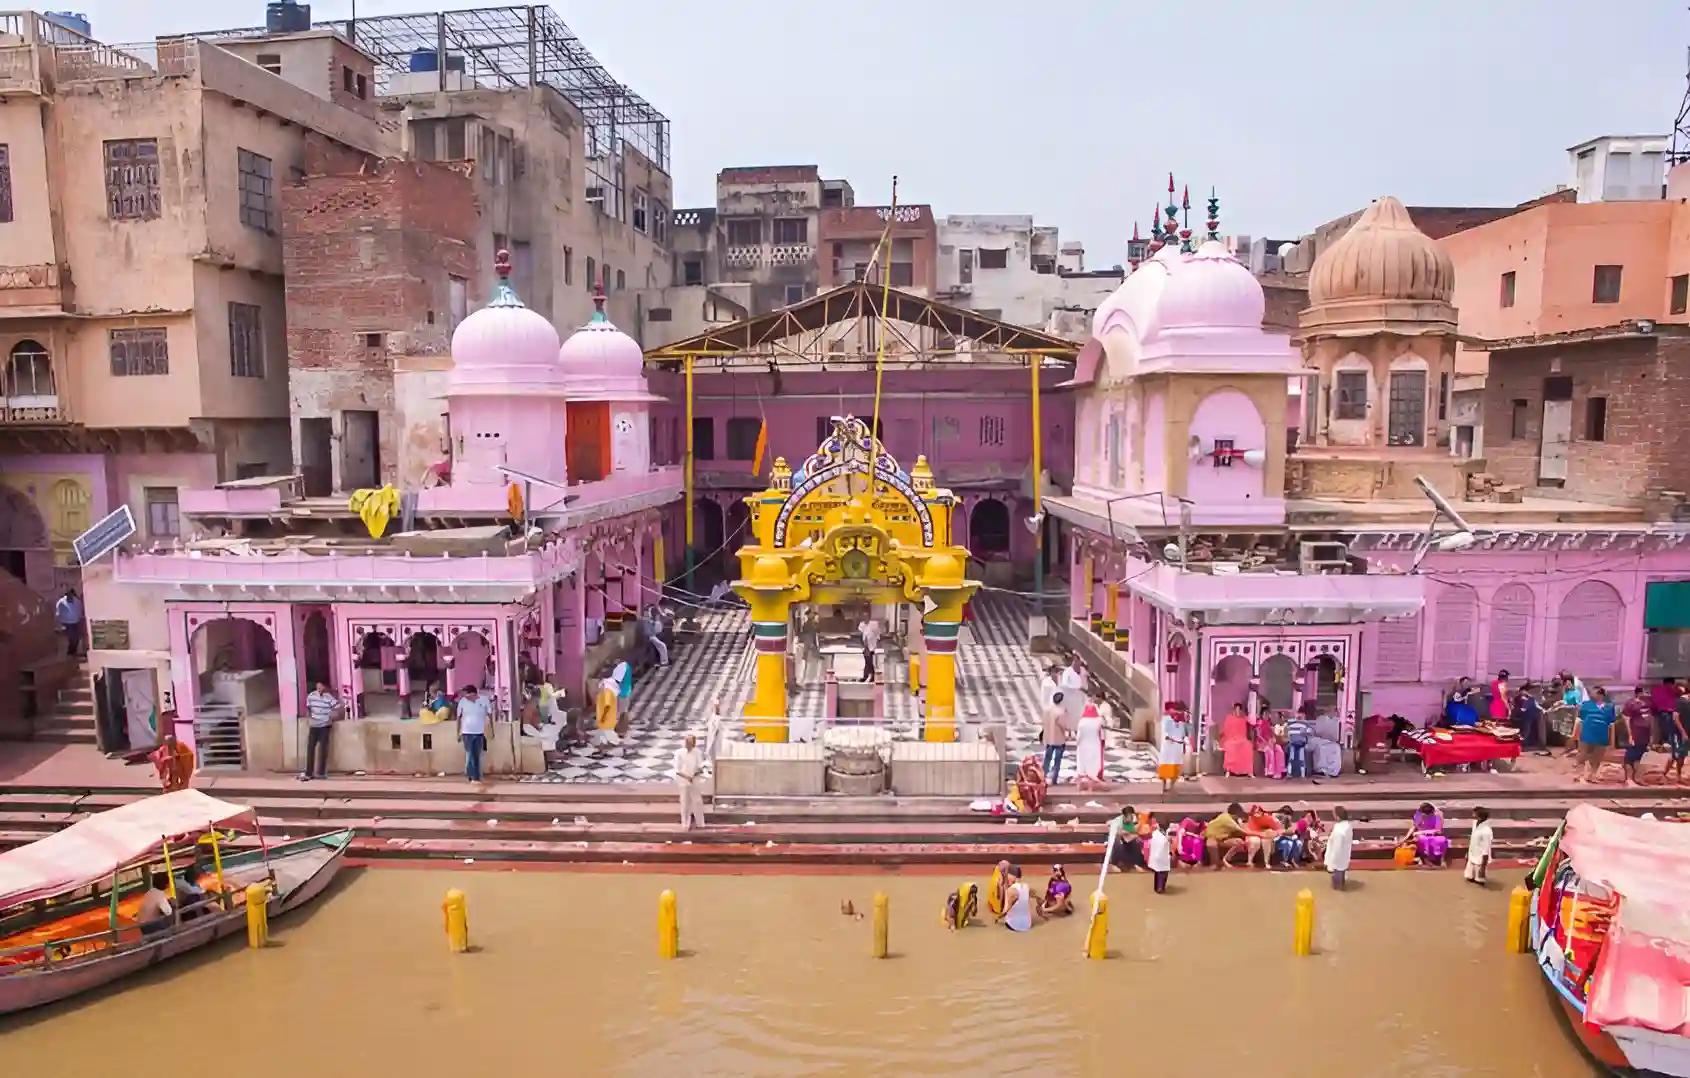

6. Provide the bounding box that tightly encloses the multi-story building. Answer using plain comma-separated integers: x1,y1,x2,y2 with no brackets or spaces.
935,214,1066,326
0,10,381,602
817,203,937,295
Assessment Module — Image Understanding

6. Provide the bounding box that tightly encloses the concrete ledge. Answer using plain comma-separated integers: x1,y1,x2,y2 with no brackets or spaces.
714,740,826,796
889,741,1001,796
244,716,543,776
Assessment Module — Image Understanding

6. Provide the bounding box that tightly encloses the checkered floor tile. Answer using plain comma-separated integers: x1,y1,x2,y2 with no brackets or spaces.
527,592,1157,784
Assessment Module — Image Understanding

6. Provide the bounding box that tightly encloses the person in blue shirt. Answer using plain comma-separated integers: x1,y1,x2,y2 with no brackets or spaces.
1572,686,1617,784
1443,677,1479,727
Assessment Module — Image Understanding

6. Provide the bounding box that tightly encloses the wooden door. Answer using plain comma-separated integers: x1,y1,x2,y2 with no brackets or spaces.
1539,377,1573,484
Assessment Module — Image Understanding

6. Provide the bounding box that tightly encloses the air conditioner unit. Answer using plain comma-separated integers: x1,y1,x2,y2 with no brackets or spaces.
1299,541,1350,573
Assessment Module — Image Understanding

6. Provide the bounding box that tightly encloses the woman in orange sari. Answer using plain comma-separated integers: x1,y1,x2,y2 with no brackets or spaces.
151,732,195,792
1014,755,1048,814
1219,702,1255,777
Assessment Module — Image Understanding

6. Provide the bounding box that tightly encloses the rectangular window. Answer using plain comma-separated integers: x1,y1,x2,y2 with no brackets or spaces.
1510,398,1529,440
1212,437,1235,467
691,417,715,461
355,73,368,100
652,201,668,244
1438,372,1450,421
726,218,761,246
890,262,913,287
1585,396,1608,441
772,217,807,244
1673,274,1688,315
104,138,161,221
144,486,180,539
342,66,355,92
726,417,762,459
853,262,868,281
1499,270,1516,308
648,307,672,322
633,188,649,234
1593,264,1623,304
683,259,703,286
1334,370,1367,420
0,144,12,224
255,53,281,74
978,247,1008,269
562,245,573,286
585,256,596,292
109,328,169,376
784,284,806,305
238,148,274,232
959,248,974,285
228,302,264,378
448,275,467,328
979,414,1006,447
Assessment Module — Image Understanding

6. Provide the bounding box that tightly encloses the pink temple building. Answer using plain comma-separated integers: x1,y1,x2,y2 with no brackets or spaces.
1051,191,1690,771
87,257,681,772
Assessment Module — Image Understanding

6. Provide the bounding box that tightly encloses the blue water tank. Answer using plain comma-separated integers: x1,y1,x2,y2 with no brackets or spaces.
43,11,92,37
408,49,464,73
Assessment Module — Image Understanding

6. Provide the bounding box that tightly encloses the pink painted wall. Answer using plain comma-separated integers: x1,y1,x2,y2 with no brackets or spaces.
450,395,570,486
1360,544,1690,722
1186,389,1267,508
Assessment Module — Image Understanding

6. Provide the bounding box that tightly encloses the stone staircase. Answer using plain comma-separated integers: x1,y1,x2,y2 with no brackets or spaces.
2,771,1685,868
30,663,97,746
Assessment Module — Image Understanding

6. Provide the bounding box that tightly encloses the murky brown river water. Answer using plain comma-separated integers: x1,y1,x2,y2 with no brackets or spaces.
0,868,1594,1077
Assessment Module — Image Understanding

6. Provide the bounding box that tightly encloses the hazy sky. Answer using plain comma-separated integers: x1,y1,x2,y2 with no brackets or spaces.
78,0,1687,265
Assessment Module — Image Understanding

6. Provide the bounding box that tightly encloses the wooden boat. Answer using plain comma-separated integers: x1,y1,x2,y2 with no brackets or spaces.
0,790,352,1016
1528,806,1690,1076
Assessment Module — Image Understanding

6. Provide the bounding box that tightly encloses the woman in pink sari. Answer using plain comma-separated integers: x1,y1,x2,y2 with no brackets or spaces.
1220,702,1255,777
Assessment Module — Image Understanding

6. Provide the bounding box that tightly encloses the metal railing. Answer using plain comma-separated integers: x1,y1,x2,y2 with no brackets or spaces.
192,701,246,769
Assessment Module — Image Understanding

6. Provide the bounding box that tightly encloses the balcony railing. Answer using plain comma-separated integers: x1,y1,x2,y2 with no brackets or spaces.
0,396,63,423
724,245,761,268
0,43,40,93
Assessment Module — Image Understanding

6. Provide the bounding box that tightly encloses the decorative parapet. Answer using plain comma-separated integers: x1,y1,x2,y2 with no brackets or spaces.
0,262,72,310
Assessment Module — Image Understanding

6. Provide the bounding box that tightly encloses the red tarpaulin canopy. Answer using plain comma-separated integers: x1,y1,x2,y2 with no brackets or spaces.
0,790,255,909
1565,806,1690,1038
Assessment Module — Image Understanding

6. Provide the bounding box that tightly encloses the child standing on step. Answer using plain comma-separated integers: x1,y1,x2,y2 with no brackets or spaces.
1325,806,1354,891
1147,820,1172,894
1464,806,1494,886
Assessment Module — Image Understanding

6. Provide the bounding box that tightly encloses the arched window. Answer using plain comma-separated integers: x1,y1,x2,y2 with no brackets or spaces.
1485,583,1533,676
6,340,53,398
969,498,1010,556
1555,581,1624,680
1431,585,1478,679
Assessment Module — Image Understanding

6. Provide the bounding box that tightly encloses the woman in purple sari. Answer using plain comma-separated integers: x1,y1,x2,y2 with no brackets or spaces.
1403,801,1450,865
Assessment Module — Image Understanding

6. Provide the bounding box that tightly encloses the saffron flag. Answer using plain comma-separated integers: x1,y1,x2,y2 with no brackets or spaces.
751,418,768,476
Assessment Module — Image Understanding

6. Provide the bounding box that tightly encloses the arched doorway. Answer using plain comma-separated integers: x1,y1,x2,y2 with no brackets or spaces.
1259,653,1298,712
1208,653,1253,748
968,498,1010,558
694,497,725,580
402,630,444,717
354,629,397,717
300,611,330,687
1308,655,1341,712
189,616,279,767
449,629,492,693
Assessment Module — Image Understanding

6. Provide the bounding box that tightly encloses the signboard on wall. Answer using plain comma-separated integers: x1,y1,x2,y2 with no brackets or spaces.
89,620,130,650
72,505,135,566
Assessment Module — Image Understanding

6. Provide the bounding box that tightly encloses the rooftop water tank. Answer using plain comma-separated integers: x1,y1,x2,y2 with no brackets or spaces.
43,11,91,37
407,48,464,73
266,1,311,33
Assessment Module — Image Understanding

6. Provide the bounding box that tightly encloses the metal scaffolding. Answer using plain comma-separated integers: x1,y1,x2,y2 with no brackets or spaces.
202,5,669,172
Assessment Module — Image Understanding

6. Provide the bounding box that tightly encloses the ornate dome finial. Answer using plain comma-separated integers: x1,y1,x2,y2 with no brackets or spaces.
488,247,526,308
1148,204,1165,255
1129,221,1143,270
590,270,608,323
1206,188,1220,241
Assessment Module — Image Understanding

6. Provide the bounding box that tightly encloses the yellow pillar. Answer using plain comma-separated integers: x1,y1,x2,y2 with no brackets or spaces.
653,530,666,587
1293,888,1314,956
658,889,679,959
244,882,270,949
443,888,468,953
1085,891,1108,959
871,891,889,959
921,595,965,742
743,590,794,742
1506,885,1531,954
1102,580,1120,641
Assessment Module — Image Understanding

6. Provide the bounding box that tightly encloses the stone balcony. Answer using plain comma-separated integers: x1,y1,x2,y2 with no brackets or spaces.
0,262,73,312
0,394,63,424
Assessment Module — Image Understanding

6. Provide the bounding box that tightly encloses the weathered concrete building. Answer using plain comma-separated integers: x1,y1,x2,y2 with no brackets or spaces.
0,11,381,604
818,203,937,295
935,214,1065,326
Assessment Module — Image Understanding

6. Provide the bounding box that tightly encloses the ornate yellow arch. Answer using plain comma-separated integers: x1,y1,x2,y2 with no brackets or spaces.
732,416,978,741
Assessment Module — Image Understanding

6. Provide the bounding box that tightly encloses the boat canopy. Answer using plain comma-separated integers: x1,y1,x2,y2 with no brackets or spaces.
0,790,255,909
1562,805,1690,1038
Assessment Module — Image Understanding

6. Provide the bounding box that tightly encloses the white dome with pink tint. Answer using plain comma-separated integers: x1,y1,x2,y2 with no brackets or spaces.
557,291,660,402
1155,240,1265,332
448,251,567,395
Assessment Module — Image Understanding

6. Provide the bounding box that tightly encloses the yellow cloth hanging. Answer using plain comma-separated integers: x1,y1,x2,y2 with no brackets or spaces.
347,485,400,539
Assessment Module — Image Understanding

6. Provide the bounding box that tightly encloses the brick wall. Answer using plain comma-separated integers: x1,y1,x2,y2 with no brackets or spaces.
1481,335,1690,501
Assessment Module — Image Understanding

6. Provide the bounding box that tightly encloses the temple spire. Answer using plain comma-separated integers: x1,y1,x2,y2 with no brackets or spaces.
1206,187,1221,241
489,247,524,308
590,269,608,323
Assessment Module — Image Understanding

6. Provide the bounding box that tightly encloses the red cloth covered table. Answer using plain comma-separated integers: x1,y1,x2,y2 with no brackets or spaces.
1396,728,1522,769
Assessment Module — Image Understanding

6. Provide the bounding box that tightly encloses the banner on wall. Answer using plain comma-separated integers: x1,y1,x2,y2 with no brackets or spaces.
121,668,159,749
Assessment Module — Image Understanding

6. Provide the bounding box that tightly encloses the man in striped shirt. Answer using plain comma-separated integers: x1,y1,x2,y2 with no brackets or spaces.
1285,704,1314,780
300,681,341,781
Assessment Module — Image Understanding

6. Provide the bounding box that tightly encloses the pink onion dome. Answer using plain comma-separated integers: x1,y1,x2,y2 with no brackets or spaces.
1154,240,1265,332
557,283,657,401
448,249,567,395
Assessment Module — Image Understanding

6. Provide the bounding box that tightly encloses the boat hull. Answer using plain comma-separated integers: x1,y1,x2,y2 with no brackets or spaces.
0,830,351,1017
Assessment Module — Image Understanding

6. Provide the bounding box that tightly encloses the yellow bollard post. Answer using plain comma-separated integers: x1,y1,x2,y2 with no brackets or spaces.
244,882,269,949
442,888,468,954
1506,885,1531,954
1293,888,1315,956
658,889,679,959
1085,891,1108,959
872,892,889,959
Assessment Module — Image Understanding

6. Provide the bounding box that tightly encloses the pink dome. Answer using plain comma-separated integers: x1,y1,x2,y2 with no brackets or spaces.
1091,245,1176,341
1155,240,1265,331
447,261,566,395
557,294,658,401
